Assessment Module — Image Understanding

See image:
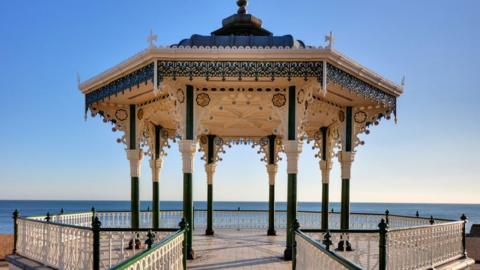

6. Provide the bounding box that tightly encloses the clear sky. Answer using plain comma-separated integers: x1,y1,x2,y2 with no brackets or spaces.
0,0,479,204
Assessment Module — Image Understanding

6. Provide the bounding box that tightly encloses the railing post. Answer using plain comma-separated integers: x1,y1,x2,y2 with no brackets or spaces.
237,207,240,231
92,216,101,270
461,214,467,258
385,209,390,225
91,207,96,224
179,218,188,270
145,230,155,249
323,231,332,251
429,215,435,225
378,218,388,270
416,210,419,218
292,219,300,270
12,210,19,255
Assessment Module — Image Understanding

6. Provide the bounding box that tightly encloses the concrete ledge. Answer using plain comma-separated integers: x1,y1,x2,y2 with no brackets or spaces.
5,255,54,270
467,236,480,262
436,257,475,270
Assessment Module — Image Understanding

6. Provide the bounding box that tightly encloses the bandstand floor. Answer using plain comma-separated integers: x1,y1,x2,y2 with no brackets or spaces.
189,230,291,270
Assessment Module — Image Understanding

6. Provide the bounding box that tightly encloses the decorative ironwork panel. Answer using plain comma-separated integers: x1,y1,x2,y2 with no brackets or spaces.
16,218,93,270
296,232,355,270
99,230,175,269
85,63,154,107
306,231,380,270
327,63,396,107
386,221,464,270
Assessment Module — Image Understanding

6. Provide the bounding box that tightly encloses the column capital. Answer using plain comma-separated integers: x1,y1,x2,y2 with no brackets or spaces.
284,141,303,174
179,140,197,173
319,160,333,184
150,159,163,182
126,149,144,177
266,164,278,185
205,163,216,185
338,151,355,179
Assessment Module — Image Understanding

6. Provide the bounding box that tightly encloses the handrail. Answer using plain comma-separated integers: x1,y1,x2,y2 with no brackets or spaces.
295,229,364,270
300,228,380,234
110,229,185,270
17,216,94,230
388,220,464,232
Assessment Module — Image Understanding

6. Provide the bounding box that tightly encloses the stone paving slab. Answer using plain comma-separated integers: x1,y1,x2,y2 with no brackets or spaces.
189,230,291,270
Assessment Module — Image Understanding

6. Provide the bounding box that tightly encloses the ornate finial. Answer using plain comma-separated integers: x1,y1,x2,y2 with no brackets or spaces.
237,0,247,14
325,31,335,50
147,29,158,48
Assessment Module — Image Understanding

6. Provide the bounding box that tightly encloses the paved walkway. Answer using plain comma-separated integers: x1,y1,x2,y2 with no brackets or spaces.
189,230,291,270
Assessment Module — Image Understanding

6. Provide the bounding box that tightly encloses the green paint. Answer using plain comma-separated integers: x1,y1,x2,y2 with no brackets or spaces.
340,107,353,230
321,127,329,230
268,184,276,236
186,85,194,140
207,135,215,164
131,177,140,228
154,125,161,160
345,107,353,151
152,181,159,229
129,104,140,229
288,86,296,140
268,135,276,164
340,178,350,230
206,184,214,235
153,125,161,229
378,219,388,270
129,105,136,149
321,183,329,230
183,173,194,259
284,173,297,260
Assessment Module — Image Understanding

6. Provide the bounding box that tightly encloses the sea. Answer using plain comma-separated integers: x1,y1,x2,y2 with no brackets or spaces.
1,200,479,234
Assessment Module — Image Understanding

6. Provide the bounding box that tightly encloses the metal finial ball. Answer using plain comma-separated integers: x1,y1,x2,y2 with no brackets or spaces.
237,0,247,14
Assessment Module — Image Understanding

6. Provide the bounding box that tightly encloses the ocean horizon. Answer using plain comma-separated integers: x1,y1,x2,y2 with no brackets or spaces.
1,200,479,234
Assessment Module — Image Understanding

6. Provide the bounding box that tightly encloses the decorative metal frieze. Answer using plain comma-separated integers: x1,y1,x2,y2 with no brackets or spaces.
85,63,154,108
327,63,396,107
156,61,323,82
85,60,397,109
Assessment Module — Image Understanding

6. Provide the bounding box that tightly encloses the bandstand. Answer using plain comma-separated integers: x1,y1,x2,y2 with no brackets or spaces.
7,1,475,270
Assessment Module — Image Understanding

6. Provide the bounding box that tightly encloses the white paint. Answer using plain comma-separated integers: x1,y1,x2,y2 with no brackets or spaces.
179,140,197,173
338,151,354,179
150,158,163,182
126,149,143,177
205,163,216,185
284,140,303,174
266,164,278,185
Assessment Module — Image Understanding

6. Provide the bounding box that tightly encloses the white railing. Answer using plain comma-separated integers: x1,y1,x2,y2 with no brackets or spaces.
16,218,93,270
99,230,175,269
386,221,465,270
110,231,184,270
305,231,380,270
296,231,363,270
27,210,449,232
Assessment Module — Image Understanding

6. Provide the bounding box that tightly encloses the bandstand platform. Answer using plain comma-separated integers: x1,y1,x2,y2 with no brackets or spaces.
6,1,477,269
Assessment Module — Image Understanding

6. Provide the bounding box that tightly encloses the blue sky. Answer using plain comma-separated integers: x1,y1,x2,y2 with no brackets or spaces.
0,0,479,203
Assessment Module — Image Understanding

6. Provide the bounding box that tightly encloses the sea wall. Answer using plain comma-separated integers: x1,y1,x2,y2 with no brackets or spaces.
0,234,13,260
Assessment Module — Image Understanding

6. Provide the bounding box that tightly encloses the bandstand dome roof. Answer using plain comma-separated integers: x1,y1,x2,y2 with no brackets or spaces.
173,0,306,49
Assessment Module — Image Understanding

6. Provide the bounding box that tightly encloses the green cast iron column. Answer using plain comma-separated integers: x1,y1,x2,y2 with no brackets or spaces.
284,86,298,261
267,135,277,236
152,125,161,229
320,127,329,230
206,135,215,236
183,85,195,259
340,107,353,230
129,104,140,229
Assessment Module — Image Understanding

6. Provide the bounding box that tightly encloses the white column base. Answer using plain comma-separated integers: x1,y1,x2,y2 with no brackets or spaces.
126,149,144,177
